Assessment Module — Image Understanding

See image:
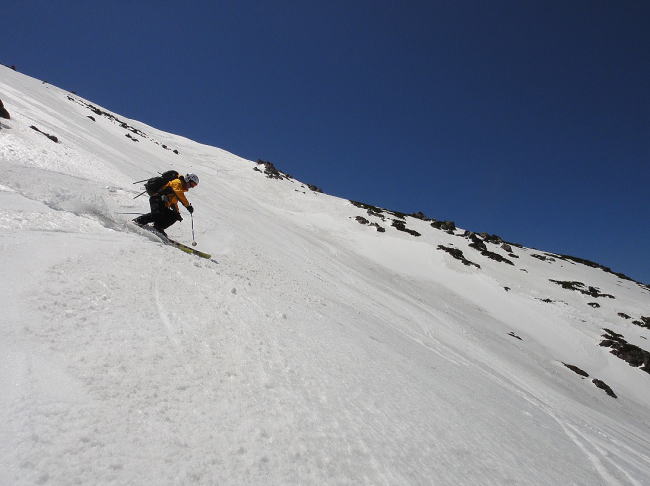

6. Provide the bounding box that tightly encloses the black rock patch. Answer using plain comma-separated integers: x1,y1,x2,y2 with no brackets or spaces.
255,159,292,181
355,216,370,225
431,220,456,233
550,253,647,289
66,95,180,154
467,234,514,265
588,302,601,308
437,245,480,269
592,379,617,398
531,254,555,262
30,125,58,143
350,200,408,221
410,211,431,221
562,362,589,377
549,280,615,299
392,219,421,237
631,316,650,329
599,329,650,374
307,184,323,193
0,99,10,119
508,331,522,340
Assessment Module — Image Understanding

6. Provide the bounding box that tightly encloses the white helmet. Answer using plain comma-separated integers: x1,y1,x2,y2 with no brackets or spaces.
186,173,199,186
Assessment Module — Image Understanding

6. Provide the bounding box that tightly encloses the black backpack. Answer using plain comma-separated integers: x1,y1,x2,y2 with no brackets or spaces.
144,170,179,196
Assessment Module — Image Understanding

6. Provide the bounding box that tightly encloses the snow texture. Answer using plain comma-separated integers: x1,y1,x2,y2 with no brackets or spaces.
1,66,649,485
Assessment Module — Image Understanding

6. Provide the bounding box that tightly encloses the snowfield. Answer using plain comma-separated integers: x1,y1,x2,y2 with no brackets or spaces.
1,66,649,485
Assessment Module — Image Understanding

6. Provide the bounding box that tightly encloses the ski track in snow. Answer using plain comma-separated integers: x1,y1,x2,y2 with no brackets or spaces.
1,66,649,485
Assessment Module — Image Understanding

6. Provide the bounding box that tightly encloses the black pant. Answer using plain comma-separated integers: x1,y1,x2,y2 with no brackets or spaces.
134,196,179,231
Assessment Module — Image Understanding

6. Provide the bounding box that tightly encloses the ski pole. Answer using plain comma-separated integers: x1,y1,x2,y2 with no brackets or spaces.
116,212,144,215
133,190,147,199
190,213,197,246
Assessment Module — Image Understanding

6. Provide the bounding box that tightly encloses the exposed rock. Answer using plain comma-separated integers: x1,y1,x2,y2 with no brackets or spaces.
437,245,480,269
87,116,96,122
618,313,631,320
553,253,646,288
371,223,386,232
355,216,370,225
468,234,488,252
67,94,180,154
562,363,589,377
467,234,514,265
501,243,513,253
0,99,10,119
531,254,555,262
480,233,504,245
307,184,323,193
392,219,421,237
508,331,522,340
537,298,559,304
255,160,292,181
29,125,58,143
482,250,514,265
549,280,615,299
632,316,650,329
431,220,456,232
349,201,406,220
599,329,650,373
588,302,600,308
410,211,430,221
592,379,617,398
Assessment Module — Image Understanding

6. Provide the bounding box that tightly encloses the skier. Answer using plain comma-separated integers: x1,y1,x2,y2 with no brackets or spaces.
133,173,199,237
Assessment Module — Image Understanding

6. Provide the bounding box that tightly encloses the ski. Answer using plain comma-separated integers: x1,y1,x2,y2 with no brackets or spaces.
165,237,212,259
127,222,214,260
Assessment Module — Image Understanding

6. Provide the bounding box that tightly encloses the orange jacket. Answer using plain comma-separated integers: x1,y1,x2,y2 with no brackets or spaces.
161,178,190,211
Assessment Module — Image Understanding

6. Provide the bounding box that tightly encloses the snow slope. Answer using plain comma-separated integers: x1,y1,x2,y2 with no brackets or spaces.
1,65,649,485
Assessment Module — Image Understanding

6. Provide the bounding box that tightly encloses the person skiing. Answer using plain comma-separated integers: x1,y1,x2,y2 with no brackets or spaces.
133,173,199,236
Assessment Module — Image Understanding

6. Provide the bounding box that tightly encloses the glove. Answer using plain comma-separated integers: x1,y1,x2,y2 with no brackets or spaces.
187,205,194,214
176,212,183,222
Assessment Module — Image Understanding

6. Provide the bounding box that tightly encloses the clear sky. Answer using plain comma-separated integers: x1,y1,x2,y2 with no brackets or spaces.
4,0,649,283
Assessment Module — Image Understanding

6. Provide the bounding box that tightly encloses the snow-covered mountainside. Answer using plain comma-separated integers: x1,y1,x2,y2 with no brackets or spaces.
1,65,649,485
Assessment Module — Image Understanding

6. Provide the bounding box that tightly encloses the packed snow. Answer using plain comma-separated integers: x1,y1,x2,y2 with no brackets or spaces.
1,66,649,485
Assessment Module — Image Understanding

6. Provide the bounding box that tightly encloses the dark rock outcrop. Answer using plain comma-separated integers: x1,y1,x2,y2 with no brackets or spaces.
355,216,370,225
0,99,10,119
592,379,617,398
30,125,58,143
562,363,589,377
255,160,292,181
437,245,480,269
599,329,650,374
549,280,615,299
431,220,456,233
307,184,323,193
467,234,514,265
392,219,421,237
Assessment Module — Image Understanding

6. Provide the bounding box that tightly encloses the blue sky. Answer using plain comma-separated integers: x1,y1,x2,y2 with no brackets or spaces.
5,0,649,283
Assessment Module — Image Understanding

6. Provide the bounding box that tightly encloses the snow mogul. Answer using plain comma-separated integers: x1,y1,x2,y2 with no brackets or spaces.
134,172,199,237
